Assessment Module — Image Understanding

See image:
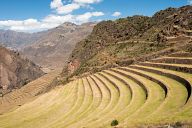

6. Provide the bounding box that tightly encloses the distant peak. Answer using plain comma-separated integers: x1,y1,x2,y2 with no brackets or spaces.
62,22,77,27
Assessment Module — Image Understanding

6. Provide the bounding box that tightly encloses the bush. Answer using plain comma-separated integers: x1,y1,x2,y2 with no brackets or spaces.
111,119,119,126
174,122,182,127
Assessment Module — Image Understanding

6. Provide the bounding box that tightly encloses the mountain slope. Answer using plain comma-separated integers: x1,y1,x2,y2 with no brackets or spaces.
63,5,192,78
0,30,46,49
22,22,96,69
0,46,44,95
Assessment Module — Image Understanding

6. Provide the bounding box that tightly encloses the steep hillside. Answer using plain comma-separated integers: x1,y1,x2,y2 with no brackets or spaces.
63,5,192,78
0,30,46,49
22,22,96,69
0,46,44,95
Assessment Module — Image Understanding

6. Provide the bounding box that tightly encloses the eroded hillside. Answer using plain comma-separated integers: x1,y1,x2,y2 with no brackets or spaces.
0,46,44,95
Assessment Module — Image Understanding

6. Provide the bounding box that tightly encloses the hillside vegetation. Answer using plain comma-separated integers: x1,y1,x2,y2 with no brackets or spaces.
63,5,192,79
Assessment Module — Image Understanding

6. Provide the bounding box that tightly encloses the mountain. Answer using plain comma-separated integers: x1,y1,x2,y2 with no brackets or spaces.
22,22,96,70
0,45,44,95
0,30,46,49
62,5,192,78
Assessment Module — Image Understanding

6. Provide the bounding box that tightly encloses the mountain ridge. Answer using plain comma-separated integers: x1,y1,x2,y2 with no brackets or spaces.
22,22,96,69
0,29,47,49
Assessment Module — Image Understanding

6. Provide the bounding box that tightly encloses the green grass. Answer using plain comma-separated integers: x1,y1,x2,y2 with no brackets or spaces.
54,78,94,127
47,79,85,128
0,80,77,128
112,68,165,123
65,76,102,128
101,70,146,128
122,67,188,124
133,65,192,122
83,72,125,128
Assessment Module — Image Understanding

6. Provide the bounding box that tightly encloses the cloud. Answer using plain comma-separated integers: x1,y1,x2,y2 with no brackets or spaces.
0,19,41,32
0,12,104,32
0,0,104,32
50,0,102,14
56,3,81,14
73,0,102,4
188,0,192,5
51,0,81,14
76,12,104,23
50,0,63,9
112,12,121,17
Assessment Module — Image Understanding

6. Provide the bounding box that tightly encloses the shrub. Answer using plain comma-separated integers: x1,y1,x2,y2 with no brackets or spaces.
174,122,182,127
111,119,119,126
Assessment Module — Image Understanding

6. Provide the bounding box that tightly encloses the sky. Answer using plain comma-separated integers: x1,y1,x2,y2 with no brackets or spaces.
0,0,191,33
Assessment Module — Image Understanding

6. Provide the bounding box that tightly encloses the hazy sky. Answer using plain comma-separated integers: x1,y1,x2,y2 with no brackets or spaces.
0,0,190,32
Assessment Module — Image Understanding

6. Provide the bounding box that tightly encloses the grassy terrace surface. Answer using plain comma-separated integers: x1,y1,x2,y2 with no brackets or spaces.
0,70,60,114
66,76,103,128
0,54,192,127
92,70,145,127
67,75,111,128
120,67,188,122
142,62,192,69
110,68,165,123
139,62,192,74
150,57,192,64
132,65,192,122
84,72,132,128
